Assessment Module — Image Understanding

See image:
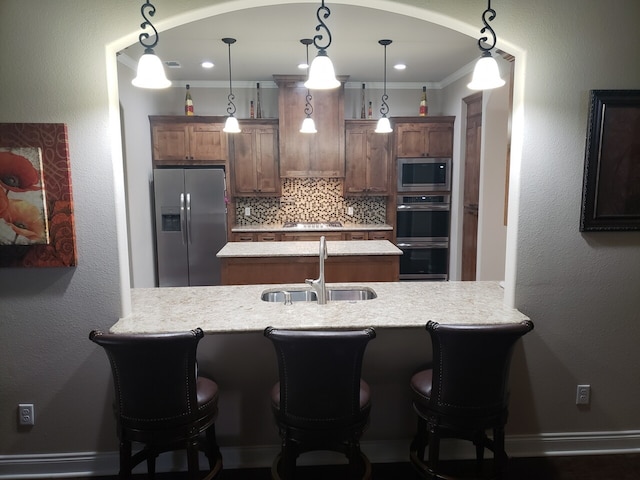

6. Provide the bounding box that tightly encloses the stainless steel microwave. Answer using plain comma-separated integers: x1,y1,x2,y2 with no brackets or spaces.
397,157,451,192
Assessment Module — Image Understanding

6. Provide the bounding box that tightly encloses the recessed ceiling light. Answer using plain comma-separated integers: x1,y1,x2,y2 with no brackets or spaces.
394,63,407,70
201,61,214,69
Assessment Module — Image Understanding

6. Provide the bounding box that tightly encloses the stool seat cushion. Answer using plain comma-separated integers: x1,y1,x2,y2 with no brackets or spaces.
410,369,433,406
197,377,220,409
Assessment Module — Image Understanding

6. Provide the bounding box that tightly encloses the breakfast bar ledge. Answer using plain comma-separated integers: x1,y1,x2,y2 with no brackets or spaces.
110,281,529,334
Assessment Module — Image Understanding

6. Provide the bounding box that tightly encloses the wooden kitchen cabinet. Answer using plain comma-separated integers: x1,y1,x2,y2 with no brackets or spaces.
230,120,280,196
280,232,344,242
150,116,228,165
344,120,391,195
274,75,346,178
221,255,399,284
231,232,281,242
344,230,393,241
394,117,455,158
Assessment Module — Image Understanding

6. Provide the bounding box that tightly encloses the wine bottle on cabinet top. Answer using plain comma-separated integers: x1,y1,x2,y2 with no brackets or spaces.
360,83,366,119
250,100,255,119
256,83,262,118
185,84,194,116
419,86,428,116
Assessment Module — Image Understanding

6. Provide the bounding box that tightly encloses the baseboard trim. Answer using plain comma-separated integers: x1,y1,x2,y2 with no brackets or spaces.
1,430,639,478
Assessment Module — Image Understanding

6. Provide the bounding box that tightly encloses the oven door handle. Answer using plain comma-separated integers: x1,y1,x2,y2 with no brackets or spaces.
397,242,449,249
397,204,450,211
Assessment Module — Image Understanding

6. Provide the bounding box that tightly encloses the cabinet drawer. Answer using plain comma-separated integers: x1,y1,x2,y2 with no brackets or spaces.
368,231,392,241
257,233,280,242
232,233,256,242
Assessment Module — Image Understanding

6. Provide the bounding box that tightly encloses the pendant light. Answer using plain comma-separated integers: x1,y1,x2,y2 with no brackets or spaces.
375,39,393,134
222,38,241,133
304,1,340,90
300,39,317,134
468,0,506,90
131,0,171,89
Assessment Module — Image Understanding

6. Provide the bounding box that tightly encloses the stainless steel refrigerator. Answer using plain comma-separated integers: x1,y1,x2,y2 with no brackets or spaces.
153,168,227,287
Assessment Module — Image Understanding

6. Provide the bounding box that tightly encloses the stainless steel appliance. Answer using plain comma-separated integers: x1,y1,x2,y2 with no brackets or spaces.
153,168,227,287
396,194,450,280
397,157,451,192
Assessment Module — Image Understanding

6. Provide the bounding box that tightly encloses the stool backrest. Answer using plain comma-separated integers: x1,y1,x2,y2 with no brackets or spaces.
426,320,533,418
264,327,376,429
89,328,204,430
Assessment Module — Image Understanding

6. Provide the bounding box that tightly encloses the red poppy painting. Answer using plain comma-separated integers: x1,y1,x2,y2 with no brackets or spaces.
0,123,77,267
0,148,49,245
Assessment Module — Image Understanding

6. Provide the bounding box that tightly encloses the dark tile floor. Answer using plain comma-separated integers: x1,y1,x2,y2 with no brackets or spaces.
64,454,640,479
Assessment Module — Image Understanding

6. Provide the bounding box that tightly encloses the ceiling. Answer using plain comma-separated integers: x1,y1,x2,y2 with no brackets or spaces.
120,3,483,85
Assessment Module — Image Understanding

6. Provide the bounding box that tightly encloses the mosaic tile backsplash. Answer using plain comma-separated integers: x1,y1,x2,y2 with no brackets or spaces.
235,178,387,225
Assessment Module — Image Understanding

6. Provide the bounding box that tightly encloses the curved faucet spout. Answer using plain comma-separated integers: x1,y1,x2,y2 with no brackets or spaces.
305,236,328,304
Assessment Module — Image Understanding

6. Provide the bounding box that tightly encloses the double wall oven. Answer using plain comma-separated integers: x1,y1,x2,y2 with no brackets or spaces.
396,158,452,280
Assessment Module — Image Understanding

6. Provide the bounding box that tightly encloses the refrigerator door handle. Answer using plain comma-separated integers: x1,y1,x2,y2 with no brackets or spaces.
180,193,187,245
186,193,192,245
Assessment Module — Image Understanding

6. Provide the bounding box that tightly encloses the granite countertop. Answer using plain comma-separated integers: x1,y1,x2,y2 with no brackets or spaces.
232,223,393,233
110,281,530,334
217,240,403,258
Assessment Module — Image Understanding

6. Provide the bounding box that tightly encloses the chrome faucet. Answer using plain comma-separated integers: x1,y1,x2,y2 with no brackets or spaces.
306,236,328,304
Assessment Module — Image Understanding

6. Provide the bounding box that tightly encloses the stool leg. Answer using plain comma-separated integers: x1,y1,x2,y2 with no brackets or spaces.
427,425,440,478
187,438,200,480
118,440,132,479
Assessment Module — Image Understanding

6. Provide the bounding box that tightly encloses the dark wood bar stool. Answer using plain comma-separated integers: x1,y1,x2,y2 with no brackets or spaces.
89,328,222,480
409,320,534,479
264,327,376,480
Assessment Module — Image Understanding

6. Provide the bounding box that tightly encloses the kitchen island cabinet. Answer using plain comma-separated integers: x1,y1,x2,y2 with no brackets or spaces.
217,240,402,285
111,281,528,334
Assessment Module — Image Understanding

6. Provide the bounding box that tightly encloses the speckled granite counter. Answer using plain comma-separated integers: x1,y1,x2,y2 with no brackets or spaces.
110,281,529,334
217,240,402,258
232,223,393,233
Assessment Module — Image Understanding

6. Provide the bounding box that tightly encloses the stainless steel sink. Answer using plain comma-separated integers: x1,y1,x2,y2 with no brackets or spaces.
261,289,318,303
261,286,376,303
327,287,377,301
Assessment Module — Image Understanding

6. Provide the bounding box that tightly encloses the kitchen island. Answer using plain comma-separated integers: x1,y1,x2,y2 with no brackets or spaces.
110,281,529,334
216,240,403,284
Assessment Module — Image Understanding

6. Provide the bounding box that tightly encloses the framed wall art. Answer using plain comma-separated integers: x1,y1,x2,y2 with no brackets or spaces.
580,90,640,231
0,123,77,267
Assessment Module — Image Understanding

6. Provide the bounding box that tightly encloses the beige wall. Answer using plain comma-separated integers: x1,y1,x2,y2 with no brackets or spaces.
1,0,640,475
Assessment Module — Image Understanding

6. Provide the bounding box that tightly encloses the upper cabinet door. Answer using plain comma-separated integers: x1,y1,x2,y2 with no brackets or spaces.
395,118,454,158
230,120,280,197
275,75,346,178
150,116,228,166
344,120,391,196
189,123,228,162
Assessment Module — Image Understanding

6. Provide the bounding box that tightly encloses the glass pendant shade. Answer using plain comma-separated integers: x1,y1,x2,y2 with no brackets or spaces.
300,117,317,133
132,52,171,89
375,116,392,134
468,52,505,90
223,116,241,133
304,51,340,90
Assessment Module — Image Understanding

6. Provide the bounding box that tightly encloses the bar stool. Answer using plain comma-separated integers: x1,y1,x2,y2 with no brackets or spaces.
264,327,376,480
89,328,222,480
409,320,534,479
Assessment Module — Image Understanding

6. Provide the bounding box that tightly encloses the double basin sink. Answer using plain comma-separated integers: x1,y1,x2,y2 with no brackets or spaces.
261,286,377,304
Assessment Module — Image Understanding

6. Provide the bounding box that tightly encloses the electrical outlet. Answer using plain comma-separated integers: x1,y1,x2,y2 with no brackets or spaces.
347,206,354,216
244,207,251,217
18,403,35,426
576,385,591,405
